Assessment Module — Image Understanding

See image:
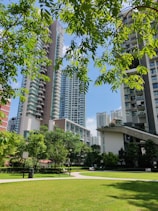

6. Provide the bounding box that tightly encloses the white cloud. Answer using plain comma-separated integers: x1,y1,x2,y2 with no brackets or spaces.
116,106,122,110
86,117,97,136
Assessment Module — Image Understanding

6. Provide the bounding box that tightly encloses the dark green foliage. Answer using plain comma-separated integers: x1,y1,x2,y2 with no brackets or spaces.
138,140,157,168
102,152,119,168
84,144,101,167
124,140,158,168
0,131,24,164
124,142,139,167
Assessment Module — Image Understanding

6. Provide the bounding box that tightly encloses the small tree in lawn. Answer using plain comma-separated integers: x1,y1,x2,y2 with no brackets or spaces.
48,140,68,168
27,131,46,169
10,139,27,167
84,144,101,167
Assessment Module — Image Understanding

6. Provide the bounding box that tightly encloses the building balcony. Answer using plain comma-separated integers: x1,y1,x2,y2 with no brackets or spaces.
38,94,45,99
37,97,43,102
40,80,46,85
36,104,42,109
54,92,60,98
36,112,42,117
38,89,44,94
136,91,143,96
40,68,47,74
137,105,145,110
136,96,144,101
39,82,44,88
42,87,46,92
138,111,146,118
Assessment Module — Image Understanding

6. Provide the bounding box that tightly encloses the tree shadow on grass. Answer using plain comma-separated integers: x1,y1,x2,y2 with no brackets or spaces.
105,181,158,211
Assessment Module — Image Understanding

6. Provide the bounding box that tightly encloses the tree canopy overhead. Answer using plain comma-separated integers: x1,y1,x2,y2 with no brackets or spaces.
0,0,158,104
0,0,52,105
54,0,158,91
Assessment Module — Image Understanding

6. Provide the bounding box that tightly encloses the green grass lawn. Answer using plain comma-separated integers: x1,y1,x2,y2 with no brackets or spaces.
81,171,158,180
0,179,158,211
1,170,158,180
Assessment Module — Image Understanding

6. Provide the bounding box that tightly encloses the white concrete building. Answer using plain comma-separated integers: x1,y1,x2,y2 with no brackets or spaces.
98,127,124,154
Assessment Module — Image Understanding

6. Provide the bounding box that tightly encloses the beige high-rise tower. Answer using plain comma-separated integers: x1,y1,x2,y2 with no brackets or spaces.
16,21,64,136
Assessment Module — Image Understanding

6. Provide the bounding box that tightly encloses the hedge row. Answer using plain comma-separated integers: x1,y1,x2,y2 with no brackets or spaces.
0,167,65,174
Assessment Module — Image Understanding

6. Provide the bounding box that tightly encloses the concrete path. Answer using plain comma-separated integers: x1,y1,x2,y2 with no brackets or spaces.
0,172,158,184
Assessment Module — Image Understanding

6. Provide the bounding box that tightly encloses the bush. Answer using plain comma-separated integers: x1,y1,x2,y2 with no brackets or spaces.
39,168,64,174
102,152,118,168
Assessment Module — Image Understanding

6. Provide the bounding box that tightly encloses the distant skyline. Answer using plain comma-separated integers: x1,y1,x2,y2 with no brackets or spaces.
85,75,121,136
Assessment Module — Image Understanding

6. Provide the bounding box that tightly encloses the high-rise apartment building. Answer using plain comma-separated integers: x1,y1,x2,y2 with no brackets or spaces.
8,117,17,132
111,109,122,122
16,21,64,136
96,112,110,129
60,73,86,127
96,112,110,148
121,10,158,135
49,118,90,144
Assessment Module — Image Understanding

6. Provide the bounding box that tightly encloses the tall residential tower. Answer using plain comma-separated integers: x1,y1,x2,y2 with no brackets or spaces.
16,21,64,136
121,10,158,135
60,73,86,127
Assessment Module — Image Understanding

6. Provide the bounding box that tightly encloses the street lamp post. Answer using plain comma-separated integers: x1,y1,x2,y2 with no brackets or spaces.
22,151,28,178
68,149,72,176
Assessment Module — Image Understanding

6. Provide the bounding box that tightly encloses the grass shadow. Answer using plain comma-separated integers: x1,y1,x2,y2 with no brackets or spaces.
105,181,158,211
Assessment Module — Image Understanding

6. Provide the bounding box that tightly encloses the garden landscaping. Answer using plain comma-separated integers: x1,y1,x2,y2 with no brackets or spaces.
0,171,158,211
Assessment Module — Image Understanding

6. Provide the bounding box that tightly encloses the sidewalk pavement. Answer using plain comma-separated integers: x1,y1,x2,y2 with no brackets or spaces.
0,172,158,184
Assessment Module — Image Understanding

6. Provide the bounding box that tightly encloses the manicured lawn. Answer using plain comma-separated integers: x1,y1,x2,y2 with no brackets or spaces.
81,171,158,180
0,179,158,211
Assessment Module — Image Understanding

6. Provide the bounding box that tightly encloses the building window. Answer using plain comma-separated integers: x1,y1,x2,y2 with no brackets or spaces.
130,89,134,94
154,91,158,97
132,111,137,116
153,83,158,89
126,111,131,116
155,99,158,105
125,102,130,109
151,76,157,82
151,69,156,74
131,96,135,101
150,62,155,67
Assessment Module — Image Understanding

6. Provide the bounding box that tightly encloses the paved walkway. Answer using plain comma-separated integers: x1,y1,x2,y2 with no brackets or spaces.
0,172,158,184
